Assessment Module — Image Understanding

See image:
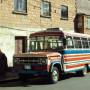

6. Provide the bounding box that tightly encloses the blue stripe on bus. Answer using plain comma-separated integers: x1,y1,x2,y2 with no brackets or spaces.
64,49,90,54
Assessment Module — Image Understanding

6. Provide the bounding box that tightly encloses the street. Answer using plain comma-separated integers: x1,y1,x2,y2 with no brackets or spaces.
0,73,90,90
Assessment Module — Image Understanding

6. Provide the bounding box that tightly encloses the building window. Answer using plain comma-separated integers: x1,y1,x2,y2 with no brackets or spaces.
41,0,51,18
14,0,27,14
61,5,68,20
87,17,90,29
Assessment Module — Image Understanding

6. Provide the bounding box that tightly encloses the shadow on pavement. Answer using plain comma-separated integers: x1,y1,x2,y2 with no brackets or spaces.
0,73,84,87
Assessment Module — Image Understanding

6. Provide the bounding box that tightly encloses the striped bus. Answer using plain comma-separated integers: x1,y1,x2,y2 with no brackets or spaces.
13,28,90,84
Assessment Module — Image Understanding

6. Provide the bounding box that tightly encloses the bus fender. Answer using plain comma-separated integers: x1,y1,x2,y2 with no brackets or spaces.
50,61,62,73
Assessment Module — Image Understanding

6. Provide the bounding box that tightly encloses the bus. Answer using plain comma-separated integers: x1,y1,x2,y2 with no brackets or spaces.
13,28,90,84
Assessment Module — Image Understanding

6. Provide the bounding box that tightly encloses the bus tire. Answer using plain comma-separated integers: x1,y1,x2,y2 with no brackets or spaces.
76,67,87,76
49,67,59,84
86,64,90,72
82,67,87,76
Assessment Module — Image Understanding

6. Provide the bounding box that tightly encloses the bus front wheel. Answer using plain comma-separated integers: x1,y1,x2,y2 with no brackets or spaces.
49,67,59,84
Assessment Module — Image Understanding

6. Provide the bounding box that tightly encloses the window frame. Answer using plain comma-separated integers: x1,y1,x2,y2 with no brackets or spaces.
81,38,89,49
66,36,74,49
73,37,82,49
88,38,90,48
87,17,90,29
61,5,68,20
40,0,51,18
13,0,27,15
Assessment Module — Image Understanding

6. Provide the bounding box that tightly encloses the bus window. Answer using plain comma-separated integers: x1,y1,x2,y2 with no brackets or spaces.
81,38,89,48
49,40,63,50
73,37,82,48
88,38,90,48
37,41,44,50
30,36,64,51
30,41,36,51
45,36,63,50
66,36,74,49
37,37,44,50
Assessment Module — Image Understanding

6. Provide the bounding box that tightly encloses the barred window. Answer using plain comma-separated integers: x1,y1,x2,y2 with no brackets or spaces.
73,37,82,48
82,38,89,48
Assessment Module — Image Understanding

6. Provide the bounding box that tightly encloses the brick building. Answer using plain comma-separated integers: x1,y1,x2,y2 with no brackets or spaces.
0,0,76,67
75,0,90,34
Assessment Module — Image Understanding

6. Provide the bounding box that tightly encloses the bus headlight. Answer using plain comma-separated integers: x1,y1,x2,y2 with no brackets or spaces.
39,58,47,64
13,57,20,64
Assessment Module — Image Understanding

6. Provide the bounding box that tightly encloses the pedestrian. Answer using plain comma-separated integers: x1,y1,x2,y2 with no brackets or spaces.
0,49,8,77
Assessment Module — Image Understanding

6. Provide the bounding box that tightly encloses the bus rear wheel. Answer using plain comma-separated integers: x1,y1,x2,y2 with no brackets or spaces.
76,67,87,76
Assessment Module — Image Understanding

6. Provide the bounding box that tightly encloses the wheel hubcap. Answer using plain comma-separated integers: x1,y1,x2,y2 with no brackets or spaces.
52,70,58,82
83,68,87,75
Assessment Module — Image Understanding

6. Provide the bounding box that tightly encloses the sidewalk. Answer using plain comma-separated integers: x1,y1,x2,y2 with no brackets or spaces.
0,70,19,82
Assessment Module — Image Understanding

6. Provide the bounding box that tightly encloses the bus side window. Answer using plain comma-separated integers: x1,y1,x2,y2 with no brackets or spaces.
66,36,74,49
30,41,35,51
88,38,90,48
82,38,89,48
73,37,82,48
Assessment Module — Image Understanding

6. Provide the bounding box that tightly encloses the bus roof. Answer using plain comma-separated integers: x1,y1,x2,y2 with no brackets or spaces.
64,31,90,38
30,28,64,37
30,28,90,38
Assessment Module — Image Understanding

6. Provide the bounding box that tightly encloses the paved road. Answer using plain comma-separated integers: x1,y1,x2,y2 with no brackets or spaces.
0,73,90,90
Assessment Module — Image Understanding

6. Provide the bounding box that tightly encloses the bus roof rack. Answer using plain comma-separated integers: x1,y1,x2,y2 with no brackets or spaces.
47,28,63,32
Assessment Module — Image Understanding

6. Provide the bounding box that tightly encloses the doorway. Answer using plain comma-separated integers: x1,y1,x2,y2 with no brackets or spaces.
15,36,27,54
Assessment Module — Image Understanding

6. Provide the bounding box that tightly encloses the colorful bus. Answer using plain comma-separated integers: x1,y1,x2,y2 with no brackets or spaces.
13,28,90,83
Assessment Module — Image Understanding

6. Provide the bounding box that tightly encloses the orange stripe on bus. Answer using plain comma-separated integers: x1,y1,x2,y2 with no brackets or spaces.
64,57,90,62
64,54,90,58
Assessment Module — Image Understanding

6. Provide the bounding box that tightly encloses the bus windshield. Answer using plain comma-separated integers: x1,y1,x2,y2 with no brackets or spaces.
29,36,64,52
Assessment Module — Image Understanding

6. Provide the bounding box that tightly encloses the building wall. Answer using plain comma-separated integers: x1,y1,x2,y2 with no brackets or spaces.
76,0,90,15
75,0,90,34
0,0,76,31
74,14,90,34
0,0,76,67
0,27,27,66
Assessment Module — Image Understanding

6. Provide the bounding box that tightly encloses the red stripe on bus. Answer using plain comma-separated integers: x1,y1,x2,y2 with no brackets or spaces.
66,64,84,69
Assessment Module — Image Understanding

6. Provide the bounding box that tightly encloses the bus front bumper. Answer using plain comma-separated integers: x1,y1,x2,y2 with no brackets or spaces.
18,70,49,78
